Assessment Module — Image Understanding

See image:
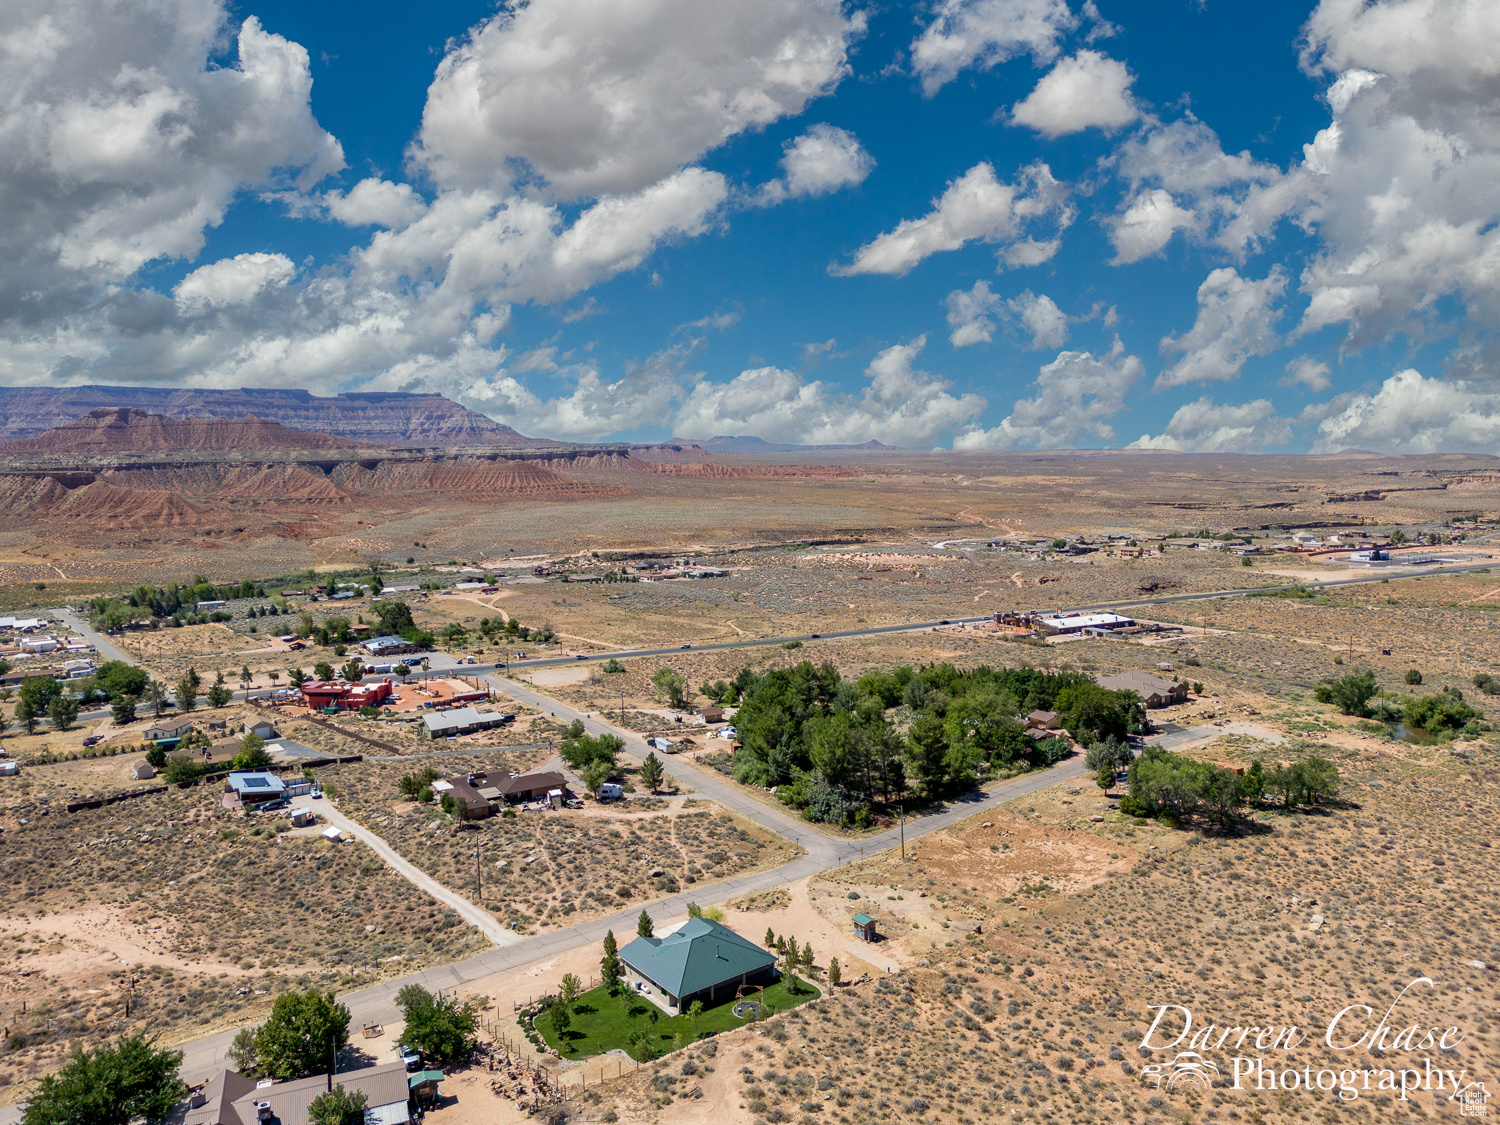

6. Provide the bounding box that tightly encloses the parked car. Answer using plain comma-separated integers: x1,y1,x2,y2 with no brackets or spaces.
310,788,323,799
396,1044,421,1070
574,653,588,660
679,643,691,649
82,735,103,747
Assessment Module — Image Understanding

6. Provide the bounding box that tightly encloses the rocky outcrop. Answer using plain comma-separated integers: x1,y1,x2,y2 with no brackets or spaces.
0,409,361,454
0,387,539,447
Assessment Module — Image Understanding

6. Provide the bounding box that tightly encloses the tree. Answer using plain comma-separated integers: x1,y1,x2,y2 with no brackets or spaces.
313,662,335,682
686,1000,703,1029
638,751,665,793
14,695,37,736
560,732,623,773
162,753,203,784
22,1034,186,1125
905,712,949,798
394,664,411,684
253,989,350,1081
784,936,800,973
144,680,168,718
1404,668,1424,685
580,760,611,799
601,930,623,994
341,660,364,683
651,667,690,710
396,985,480,1067
111,694,138,725
547,1000,571,1048
1083,735,1132,774
764,928,776,948
48,694,78,731
307,1086,368,1125
240,665,253,687
233,733,272,771
1313,670,1378,717
800,941,815,975
637,910,654,938
207,682,233,708
1096,764,1114,790
560,973,582,1011
175,672,198,713
267,669,280,687
227,1026,260,1076
145,744,167,769
96,661,147,701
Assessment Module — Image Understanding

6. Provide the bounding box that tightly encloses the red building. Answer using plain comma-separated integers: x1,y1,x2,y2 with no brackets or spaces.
300,680,393,711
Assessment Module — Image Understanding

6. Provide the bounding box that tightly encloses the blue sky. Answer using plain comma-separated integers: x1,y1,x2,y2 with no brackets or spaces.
4,0,1499,453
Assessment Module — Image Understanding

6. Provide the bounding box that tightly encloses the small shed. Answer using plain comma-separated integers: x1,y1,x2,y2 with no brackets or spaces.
851,914,879,942
245,719,277,740
289,808,313,827
132,761,156,780
322,826,342,842
0,761,18,777
697,705,725,724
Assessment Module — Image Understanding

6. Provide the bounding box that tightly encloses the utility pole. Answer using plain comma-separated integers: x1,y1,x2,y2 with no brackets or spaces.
899,800,906,860
475,840,482,902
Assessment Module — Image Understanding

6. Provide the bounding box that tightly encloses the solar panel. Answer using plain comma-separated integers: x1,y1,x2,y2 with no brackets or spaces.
243,778,269,788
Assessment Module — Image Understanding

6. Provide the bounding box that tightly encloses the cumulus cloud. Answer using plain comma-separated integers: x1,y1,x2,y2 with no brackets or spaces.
911,0,1077,95
955,340,1143,449
174,253,295,313
323,178,427,229
1309,368,1500,453
1281,355,1333,391
945,282,1068,349
1010,51,1140,138
1129,397,1292,452
1156,268,1286,389
1009,290,1069,350
756,124,874,205
945,281,1004,347
413,0,862,199
833,162,1071,276
675,336,985,448
1107,189,1196,264
0,1,341,321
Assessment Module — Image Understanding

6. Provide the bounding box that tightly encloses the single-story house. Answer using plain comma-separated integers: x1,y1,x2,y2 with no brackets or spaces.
245,719,277,740
421,707,512,738
362,635,420,657
494,770,567,804
145,720,195,744
225,771,287,806
1096,671,1189,708
19,636,59,654
619,918,778,1015
1035,613,1136,636
185,1060,415,1125
1024,709,1058,729
132,761,156,780
697,705,725,724
442,770,568,817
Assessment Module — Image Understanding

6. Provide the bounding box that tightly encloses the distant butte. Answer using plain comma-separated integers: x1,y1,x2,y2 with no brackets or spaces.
0,408,363,454
0,386,544,448
674,435,902,453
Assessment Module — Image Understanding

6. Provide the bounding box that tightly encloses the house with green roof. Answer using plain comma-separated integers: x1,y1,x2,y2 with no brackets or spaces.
618,918,778,1015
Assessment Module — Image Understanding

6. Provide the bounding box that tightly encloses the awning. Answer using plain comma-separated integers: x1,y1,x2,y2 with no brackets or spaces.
363,1101,411,1125
408,1070,444,1087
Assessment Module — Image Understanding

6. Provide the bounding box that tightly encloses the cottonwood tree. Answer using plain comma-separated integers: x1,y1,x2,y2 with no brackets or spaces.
254,989,350,1081
395,985,479,1066
308,1086,367,1125
22,1035,185,1125
650,667,689,710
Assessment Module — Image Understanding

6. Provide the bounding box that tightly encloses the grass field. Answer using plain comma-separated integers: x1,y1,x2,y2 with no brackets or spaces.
535,975,820,1060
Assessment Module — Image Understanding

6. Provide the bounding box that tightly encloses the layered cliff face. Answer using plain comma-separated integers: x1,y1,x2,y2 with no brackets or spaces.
0,387,537,447
0,409,361,454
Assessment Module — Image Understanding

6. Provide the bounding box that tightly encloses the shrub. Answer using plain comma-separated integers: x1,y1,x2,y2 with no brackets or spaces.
1405,668,1424,685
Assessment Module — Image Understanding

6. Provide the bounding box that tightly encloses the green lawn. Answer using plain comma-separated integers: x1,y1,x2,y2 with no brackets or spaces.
535,976,821,1060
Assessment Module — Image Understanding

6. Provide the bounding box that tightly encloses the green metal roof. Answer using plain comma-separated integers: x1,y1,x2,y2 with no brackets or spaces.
409,1070,444,1087
619,918,775,999
851,914,875,925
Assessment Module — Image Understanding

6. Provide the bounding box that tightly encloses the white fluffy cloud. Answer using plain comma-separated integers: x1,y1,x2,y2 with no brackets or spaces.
945,282,1068,349
323,179,428,230
833,162,1071,276
675,337,985,448
757,124,874,205
1309,368,1500,453
1129,397,1292,452
945,281,1004,347
0,1,341,319
414,0,861,200
1157,268,1286,389
1010,50,1140,138
174,253,295,313
1281,356,1333,391
911,0,1077,95
955,340,1143,449
1009,290,1069,350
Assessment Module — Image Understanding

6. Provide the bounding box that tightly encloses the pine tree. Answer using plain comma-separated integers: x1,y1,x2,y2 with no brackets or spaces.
764,928,776,948
601,930,623,994
637,910,654,938
827,958,842,986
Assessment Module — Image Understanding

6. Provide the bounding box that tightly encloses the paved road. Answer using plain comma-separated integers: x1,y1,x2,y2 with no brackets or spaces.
52,607,135,665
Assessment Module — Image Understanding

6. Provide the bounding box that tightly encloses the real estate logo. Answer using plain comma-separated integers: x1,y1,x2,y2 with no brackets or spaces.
1137,977,1480,1108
